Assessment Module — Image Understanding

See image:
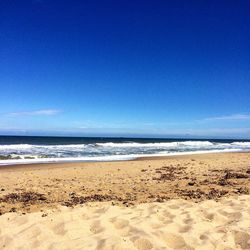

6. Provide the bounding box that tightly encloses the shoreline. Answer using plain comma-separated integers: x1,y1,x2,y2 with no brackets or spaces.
0,150,247,168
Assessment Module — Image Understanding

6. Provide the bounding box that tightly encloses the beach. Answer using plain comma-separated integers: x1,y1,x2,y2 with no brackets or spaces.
0,152,250,249
2,0,249,248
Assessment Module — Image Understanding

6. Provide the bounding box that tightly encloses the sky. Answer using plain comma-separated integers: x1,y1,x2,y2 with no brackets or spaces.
0,0,249,138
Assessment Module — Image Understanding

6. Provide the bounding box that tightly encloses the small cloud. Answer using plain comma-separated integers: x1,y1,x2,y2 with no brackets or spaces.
202,114,250,122
7,109,61,116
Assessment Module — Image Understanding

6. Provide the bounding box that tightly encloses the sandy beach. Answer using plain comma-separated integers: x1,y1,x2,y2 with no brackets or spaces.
2,0,249,248
0,152,250,249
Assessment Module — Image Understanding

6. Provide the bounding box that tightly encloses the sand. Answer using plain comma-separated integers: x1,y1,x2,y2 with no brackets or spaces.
1,196,250,250
0,152,250,249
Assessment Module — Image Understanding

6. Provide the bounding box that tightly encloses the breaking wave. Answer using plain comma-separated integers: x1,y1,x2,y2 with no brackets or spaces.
0,140,250,165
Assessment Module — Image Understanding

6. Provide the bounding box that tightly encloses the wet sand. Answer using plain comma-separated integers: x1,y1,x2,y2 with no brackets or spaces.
0,152,250,249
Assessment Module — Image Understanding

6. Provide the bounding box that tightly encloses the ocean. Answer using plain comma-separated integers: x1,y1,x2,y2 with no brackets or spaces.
0,135,250,165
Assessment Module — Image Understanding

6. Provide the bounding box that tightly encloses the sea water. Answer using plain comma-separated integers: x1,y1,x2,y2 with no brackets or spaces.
0,136,250,165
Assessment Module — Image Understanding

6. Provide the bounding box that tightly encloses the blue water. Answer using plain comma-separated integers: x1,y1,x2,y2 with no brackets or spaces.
0,136,250,165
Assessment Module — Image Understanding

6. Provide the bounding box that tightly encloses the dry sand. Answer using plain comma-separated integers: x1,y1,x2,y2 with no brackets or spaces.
0,152,250,249
1,195,250,250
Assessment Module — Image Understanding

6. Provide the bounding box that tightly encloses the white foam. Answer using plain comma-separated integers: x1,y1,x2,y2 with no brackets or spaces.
42,144,87,149
96,141,214,148
0,155,135,165
231,142,250,147
179,141,214,146
0,144,89,150
0,140,250,166
0,148,241,166
2,141,250,152
0,144,33,150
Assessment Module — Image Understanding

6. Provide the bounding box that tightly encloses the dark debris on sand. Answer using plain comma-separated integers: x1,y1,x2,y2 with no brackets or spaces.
62,194,124,207
0,164,249,215
175,188,229,200
153,166,187,181
216,169,249,186
0,192,47,204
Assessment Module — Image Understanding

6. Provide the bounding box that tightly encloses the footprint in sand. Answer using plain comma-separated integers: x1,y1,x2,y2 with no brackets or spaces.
150,222,162,229
225,212,242,221
157,214,168,222
178,225,191,233
133,238,153,250
168,204,180,210
53,222,67,235
111,218,134,237
183,217,193,224
31,239,42,248
234,231,250,249
199,234,209,241
113,243,132,250
163,211,175,219
89,220,103,234
95,238,107,250
162,232,193,249
119,226,133,237
112,218,129,230
202,212,214,221
216,210,240,223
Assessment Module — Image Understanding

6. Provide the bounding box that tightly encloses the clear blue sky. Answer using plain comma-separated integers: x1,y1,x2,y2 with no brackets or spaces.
0,0,249,138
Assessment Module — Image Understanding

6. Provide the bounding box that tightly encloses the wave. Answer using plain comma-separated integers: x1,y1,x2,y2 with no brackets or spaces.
0,141,216,153
0,148,241,165
231,142,250,147
95,141,214,148
0,144,88,151
1,141,250,151
0,140,250,165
